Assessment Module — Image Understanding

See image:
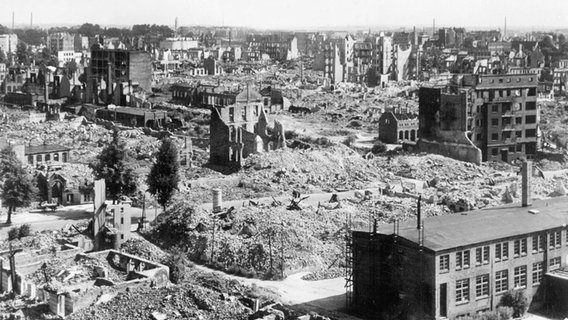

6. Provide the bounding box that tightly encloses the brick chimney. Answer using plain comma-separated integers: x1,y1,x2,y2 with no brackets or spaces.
522,161,532,207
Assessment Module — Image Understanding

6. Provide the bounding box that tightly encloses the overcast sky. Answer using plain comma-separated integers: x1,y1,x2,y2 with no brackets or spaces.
3,0,567,30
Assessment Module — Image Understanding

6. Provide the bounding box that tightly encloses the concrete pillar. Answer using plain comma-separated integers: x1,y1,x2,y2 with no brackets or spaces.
522,161,532,207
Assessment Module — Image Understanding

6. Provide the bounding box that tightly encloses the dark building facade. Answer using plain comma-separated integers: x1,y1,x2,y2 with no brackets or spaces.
378,110,419,144
417,74,539,164
87,48,152,104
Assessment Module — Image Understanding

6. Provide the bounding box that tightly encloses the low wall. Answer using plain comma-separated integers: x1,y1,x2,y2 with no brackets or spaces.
417,131,482,165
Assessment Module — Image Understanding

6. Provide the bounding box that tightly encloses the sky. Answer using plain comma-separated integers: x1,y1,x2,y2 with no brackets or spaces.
2,0,568,30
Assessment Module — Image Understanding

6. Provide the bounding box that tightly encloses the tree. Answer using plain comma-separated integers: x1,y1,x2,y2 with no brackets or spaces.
0,150,36,224
64,60,78,78
90,130,138,203
498,289,528,318
16,42,29,65
147,138,180,211
0,48,6,64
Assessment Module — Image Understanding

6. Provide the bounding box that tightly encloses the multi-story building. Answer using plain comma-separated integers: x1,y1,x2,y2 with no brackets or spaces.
323,41,343,85
350,163,568,319
352,41,373,83
417,73,539,164
245,34,298,61
47,32,75,54
553,68,568,95
0,34,18,53
378,110,419,144
86,48,152,104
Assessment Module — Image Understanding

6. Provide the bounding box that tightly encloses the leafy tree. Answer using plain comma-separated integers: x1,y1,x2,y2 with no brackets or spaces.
498,289,528,318
147,138,180,211
1,164,36,224
78,23,102,37
16,42,29,65
64,60,78,77
0,146,20,183
90,130,138,203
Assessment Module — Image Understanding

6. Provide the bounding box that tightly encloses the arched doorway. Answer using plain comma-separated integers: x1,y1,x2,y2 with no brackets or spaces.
52,181,63,204
410,130,416,141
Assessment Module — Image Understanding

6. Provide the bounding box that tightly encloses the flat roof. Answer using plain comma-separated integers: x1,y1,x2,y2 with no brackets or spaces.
25,144,71,155
367,197,568,252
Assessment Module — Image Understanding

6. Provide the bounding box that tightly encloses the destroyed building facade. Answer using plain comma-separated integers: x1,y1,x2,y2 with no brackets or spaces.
209,100,285,168
417,73,539,164
378,110,419,144
86,48,152,105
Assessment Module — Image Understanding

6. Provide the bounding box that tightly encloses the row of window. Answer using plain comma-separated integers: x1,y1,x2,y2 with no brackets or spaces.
454,259,560,305
440,231,564,273
490,115,537,126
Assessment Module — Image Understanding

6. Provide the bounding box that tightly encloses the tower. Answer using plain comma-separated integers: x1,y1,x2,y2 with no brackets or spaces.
504,16,507,40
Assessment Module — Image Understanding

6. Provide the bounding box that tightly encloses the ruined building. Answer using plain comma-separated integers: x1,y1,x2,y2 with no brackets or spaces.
209,100,285,168
323,42,344,85
86,47,152,105
378,109,419,144
417,74,539,164
349,163,568,319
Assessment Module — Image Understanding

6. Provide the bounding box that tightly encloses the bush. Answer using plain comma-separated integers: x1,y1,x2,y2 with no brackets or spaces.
498,290,528,318
348,120,362,128
496,306,514,320
7,227,19,241
371,141,387,154
19,224,31,238
7,224,32,240
161,253,190,284
343,134,358,147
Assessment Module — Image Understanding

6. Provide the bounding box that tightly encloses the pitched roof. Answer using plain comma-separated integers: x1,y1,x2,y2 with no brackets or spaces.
25,144,70,155
369,196,568,252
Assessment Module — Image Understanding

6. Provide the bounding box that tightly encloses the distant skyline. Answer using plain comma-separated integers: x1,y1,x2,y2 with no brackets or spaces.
2,0,568,31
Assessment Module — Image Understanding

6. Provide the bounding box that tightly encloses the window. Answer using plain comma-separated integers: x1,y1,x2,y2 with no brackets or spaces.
456,279,470,304
516,130,523,138
515,117,523,125
533,234,545,253
525,115,537,124
550,257,561,270
456,250,470,270
549,231,562,249
476,274,489,298
496,270,508,293
491,104,498,112
439,254,449,273
516,144,523,152
491,118,499,126
532,262,543,285
229,107,235,122
514,238,527,257
491,133,499,141
514,265,527,288
525,129,536,137
476,246,490,265
495,242,509,261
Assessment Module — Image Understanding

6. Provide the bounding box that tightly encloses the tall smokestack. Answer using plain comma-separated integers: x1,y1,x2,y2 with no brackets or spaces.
432,18,435,37
504,17,507,40
417,195,422,229
522,161,532,207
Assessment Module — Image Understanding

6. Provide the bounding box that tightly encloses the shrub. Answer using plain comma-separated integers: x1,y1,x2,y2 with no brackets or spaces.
498,290,528,318
161,251,191,284
496,306,514,320
371,141,387,154
348,120,362,127
19,224,31,238
7,227,19,241
343,134,358,147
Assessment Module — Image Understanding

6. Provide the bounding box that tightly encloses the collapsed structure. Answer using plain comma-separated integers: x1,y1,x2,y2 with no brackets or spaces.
417,73,539,164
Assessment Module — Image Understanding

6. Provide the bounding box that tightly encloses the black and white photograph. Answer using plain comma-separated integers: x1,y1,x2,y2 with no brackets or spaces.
0,1,567,319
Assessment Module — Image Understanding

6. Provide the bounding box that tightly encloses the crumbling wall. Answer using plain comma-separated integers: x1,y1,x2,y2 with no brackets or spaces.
417,131,482,165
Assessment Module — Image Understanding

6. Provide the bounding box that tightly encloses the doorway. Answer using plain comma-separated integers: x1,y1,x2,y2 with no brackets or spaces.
440,283,447,318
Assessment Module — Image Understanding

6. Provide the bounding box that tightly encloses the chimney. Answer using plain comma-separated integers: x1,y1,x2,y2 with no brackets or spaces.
212,188,222,212
522,161,532,207
417,195,422,229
